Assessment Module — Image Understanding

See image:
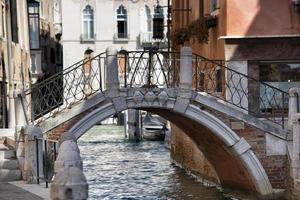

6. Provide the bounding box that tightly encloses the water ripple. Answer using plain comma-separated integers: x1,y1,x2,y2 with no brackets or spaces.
78,125,230,200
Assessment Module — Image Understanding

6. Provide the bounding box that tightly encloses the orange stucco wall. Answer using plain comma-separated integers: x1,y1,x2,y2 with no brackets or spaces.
227,0,300,36
172,0,226,60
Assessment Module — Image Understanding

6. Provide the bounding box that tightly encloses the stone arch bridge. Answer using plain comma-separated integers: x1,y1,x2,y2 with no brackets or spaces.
20,47,299,199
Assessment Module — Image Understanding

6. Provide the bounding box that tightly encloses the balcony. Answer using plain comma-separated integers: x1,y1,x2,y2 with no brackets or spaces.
139,32,168,48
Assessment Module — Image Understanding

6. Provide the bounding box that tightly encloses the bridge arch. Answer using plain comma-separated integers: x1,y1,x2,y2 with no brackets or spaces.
67,89,273,198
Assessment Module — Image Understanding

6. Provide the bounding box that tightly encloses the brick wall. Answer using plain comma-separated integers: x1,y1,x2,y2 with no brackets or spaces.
171,106,288,190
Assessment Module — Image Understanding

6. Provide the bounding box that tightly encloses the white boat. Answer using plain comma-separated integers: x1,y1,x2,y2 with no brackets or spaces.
142,113,167,141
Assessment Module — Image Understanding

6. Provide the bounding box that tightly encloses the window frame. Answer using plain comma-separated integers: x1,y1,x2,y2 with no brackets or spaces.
116,5,128,39
81,4,95,41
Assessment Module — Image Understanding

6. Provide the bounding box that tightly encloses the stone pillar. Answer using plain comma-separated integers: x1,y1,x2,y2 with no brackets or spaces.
105,47,119,90
50,138,88,200
179,47,192,89
292,113,300,184
50,167,88,200
23,125,44,183
289,88,300,131
127,109,141,142
54,139,82,172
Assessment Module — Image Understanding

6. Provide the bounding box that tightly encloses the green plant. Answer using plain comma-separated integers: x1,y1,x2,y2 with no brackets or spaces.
171,16,217,47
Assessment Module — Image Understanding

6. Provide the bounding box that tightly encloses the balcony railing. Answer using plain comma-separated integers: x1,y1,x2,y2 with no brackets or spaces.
139,32,167,47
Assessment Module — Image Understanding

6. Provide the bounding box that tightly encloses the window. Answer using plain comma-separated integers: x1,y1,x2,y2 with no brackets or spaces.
117,5,127,38
28,1,40,49
10,0,18,43
82,5,94,40
260,63,300,89
259,62,300,110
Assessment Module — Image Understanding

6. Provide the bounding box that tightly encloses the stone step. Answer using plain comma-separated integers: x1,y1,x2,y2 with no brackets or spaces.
0,169,21,181
0,149,15,159
0,159,19,170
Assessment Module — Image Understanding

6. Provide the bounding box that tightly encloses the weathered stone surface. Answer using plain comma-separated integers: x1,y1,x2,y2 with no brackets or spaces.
173,98,189,114
24,125,44,183
288,87,300,131
0,159,19,169
179,47,192,89
0,169,21,181
58,132,77,145
132,90,144,105
54,140,83,173
105,47,119,90
112,96,127,112
50,167,88,200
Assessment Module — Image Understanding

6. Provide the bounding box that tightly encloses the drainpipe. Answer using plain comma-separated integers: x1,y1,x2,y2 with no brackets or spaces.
5,0,16,130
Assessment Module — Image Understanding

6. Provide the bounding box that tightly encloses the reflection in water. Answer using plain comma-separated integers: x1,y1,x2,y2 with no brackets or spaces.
78,125,232,200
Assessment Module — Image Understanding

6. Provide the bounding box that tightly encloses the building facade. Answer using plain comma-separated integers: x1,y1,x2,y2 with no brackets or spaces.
170,0,300,195
61,0,168,69
0,0,31,130
29,0,63,83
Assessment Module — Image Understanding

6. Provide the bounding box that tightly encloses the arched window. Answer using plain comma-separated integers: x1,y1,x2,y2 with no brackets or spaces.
117,5,127,38
83,5,94,40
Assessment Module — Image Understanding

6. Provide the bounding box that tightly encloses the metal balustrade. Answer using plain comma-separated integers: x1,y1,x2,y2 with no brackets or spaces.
34,137,58,188
25,53,106,123
191,54,289,128
24,50,289,128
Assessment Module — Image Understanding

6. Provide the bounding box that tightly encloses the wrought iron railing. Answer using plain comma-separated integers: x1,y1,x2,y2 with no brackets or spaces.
34,137,58,188
191,53,289,128
25,53,106,123
118,50,178,88
24,50,288,128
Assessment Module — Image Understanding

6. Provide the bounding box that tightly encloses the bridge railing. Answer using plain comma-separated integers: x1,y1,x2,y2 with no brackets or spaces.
118,50,180,88
25,53,106,123
24,49,288,128
191,53,289,128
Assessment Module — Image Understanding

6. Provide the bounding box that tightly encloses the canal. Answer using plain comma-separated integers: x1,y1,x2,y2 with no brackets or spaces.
78,125,235,200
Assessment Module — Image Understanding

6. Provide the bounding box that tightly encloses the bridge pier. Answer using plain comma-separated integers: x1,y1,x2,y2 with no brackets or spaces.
23,125,44,183
126,109,142,142
50,134,88,200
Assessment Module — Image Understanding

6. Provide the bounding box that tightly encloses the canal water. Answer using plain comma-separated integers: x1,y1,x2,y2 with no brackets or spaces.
78,125,235,200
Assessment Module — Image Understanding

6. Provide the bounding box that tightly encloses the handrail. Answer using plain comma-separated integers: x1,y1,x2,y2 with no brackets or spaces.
25,50,289,129
34,137,58,188
193,54,289,94
25,52,106,95
192,52,289,128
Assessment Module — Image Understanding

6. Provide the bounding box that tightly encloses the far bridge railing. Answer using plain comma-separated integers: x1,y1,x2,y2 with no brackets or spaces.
24,48,288,128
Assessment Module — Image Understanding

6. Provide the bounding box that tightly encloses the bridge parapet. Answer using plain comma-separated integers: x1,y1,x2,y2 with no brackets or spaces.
23,46,288,129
